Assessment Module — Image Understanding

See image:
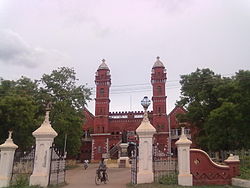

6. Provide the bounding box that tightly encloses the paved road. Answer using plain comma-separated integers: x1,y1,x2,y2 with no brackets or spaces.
65,163,131,188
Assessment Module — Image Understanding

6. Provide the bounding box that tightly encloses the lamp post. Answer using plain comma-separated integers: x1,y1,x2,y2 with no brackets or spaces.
141,96,151,122
141,96,151,111
136,96,156,184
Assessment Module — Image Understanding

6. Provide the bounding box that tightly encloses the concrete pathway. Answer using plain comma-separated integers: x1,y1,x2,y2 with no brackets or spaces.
65,163,131,188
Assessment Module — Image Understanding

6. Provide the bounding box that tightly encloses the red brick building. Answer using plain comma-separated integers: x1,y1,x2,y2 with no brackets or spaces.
81,57,190,161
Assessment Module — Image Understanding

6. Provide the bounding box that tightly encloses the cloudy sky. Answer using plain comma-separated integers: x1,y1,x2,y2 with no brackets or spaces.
0,0,250,114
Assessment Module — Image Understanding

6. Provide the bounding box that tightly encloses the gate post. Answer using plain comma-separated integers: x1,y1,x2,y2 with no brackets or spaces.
175,127,192,186
29,111,57,187
0,131,18,188
136,97,156,184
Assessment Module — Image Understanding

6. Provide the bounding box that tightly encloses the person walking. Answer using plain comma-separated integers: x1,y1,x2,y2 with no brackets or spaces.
83,159,89,170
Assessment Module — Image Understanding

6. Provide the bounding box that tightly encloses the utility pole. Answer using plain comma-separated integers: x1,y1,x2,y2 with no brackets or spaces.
167,115,172,157
63,133,67,157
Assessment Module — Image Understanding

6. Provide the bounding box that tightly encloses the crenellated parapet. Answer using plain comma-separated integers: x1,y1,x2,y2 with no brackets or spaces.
109,111,153,120
109,111,145,115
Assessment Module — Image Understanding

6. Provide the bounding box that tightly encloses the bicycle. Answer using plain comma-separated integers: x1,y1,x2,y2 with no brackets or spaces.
95,169,108,185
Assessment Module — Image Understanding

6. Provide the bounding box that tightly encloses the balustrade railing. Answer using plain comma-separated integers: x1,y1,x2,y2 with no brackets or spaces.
108,140,122,158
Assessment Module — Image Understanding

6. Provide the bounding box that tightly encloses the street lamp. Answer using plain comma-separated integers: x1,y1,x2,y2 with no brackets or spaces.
141,96,151,122
141,96,151,111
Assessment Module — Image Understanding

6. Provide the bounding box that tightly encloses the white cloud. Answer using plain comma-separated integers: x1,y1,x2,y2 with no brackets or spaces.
0,0,249,112
0,29,69,68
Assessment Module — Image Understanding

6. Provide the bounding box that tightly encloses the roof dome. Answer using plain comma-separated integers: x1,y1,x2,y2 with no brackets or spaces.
153,56,165,68
98,59,109,70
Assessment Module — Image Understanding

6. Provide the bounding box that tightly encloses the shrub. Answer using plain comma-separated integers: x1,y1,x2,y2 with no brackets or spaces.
158,174,177,185
239,166,250,180
10,174,29,187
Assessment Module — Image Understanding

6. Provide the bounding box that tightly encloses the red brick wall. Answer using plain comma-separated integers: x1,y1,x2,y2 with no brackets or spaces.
92,135,109,160
80,141,92,162
83,108,94,131
190,149,231,185
168,106,186,129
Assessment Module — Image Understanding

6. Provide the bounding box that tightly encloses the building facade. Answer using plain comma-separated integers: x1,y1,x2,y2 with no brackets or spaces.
81,57,190,161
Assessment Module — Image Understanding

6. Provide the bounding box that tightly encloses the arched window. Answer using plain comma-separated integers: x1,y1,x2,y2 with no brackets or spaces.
158,107,161,113
157,86,162,94
98,146,102,153
100,88,104,96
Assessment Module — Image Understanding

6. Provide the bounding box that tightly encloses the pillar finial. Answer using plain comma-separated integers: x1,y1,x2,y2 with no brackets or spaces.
181,127,185,136
43,101,52,125
8,131,13,139
179,127,188,140
45,101,52,111
156,56,160,60
175,126,192,145
44,111,50,125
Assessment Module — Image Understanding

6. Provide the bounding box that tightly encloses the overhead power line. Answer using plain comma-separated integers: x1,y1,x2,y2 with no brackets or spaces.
0,73,249,96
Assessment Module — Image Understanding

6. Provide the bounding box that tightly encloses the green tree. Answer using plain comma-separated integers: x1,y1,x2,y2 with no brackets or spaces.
177,69,250,150
40,67,91,156
177,68,222,149
0,77,41,150
234,70,250,148
0,68,91,157
205,102,239,150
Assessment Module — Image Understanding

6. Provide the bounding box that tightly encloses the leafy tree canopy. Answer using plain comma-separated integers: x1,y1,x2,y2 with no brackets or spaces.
40,67,91,156
177,69,250,151
0,77,41,150
0,67,91,157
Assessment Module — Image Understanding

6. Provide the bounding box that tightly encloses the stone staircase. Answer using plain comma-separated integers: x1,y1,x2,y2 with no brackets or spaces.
109,140,122,159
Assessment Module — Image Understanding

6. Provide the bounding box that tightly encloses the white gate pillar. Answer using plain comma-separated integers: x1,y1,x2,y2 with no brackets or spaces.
175,127,193,186
0,131,18,188
29,111,57,187
136,96,156,184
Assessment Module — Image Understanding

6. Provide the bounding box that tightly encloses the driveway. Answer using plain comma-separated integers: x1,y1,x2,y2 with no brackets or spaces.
65,163,131,188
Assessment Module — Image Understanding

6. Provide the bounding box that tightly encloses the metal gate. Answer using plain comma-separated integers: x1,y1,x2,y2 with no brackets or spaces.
130,144,138,184
48,145,66,185
153,145,178,182
11,146,35,183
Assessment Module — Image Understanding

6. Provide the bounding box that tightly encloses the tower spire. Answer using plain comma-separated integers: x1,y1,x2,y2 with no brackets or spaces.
94,59,111,133
98,59,109,70
153,56,164,68
151,57,167,131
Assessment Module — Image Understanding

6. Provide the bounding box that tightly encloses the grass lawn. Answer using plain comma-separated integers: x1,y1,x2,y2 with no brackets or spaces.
5,185,64,188
127,183,241,188
4,186,41,188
